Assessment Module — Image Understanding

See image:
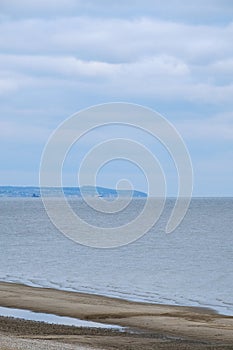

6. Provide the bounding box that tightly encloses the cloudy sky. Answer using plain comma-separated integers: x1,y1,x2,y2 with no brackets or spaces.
0,0,232,196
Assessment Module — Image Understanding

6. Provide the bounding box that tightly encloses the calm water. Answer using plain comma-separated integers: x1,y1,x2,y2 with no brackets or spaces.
0,306,123,329
0,197,232,315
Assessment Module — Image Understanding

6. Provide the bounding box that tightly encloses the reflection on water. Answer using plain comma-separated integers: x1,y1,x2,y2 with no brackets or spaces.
0,306,123,329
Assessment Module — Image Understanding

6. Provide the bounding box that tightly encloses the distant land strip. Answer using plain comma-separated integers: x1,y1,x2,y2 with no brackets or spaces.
0,186,147,198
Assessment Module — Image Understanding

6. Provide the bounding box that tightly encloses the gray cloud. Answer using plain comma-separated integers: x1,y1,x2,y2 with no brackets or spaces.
1,0,232,24
0,15,232,104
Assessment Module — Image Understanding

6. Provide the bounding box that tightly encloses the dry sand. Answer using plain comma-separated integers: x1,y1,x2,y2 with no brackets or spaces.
0,282,233,349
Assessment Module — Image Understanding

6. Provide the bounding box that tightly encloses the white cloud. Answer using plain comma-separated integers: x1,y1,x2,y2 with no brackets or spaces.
1,51,233,104
207,58,233,77
0,15,232,104
0,1,232,194
177,113,233,140
0,55,119,78
0,78,18,95
0,54,189,80
0,17,232,63
0,120,50,143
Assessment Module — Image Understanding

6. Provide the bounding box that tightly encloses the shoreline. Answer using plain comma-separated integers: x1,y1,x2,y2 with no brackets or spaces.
0,282,233,349
1,279,226,316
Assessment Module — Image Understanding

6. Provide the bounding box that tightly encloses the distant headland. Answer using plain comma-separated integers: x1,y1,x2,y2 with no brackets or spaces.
0,186,147,198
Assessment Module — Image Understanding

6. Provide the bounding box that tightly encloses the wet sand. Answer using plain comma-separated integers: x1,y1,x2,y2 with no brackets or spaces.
0,282,233,349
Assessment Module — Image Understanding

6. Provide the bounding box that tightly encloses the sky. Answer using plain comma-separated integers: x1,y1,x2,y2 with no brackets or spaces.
0,0,233,196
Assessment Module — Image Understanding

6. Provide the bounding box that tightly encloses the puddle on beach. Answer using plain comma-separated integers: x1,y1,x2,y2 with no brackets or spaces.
0,306,124,330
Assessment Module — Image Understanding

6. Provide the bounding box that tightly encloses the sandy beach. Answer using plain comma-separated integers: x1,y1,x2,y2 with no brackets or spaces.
0,282,233,349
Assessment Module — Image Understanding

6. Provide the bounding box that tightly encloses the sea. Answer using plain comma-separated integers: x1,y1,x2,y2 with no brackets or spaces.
0,188,232,316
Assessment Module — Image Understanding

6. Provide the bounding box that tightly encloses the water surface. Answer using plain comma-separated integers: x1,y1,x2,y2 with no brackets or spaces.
0,197,232,315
